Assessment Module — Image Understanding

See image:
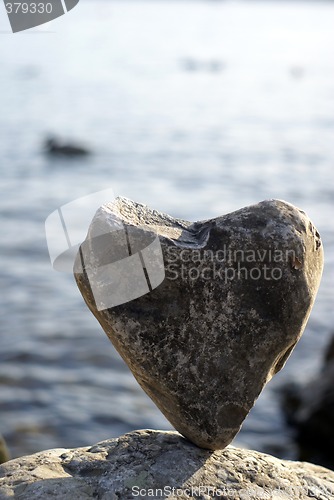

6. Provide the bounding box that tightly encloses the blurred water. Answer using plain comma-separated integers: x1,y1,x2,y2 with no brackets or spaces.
0,0,333,460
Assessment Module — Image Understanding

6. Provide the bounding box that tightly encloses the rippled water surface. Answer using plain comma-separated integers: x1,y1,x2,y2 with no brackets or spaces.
0,0,333,460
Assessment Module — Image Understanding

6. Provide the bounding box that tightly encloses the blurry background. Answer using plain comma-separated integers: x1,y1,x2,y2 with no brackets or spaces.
0,0,333,463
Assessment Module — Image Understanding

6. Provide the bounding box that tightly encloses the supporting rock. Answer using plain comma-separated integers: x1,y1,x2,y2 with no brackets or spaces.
74,198,323,450
0,430,334,499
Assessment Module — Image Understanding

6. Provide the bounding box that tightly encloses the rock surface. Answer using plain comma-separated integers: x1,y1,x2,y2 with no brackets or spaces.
74,198,323,450
282,334,334,469
1,430,334,499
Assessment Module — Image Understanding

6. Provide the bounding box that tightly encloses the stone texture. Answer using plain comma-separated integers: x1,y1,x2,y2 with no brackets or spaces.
282,334,334,470
1,430,334,500
74,198,323,450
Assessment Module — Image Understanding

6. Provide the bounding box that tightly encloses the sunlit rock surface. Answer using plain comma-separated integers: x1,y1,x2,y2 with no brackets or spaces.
1,430,334,500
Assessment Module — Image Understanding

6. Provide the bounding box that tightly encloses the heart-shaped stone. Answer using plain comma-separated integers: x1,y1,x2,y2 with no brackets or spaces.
74,198,323,450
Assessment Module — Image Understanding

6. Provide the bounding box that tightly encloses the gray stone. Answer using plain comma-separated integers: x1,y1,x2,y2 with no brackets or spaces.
1,430,334,499
74,198,323,450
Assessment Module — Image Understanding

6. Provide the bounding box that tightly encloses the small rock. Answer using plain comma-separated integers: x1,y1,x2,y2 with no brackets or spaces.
74,198,323,450
324,335,334,364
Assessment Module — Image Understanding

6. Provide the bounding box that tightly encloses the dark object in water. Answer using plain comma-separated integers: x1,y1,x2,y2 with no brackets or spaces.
45,137,90,157
0,435,9,464
181,58,225,73
289,65,305,79
281,333,334,470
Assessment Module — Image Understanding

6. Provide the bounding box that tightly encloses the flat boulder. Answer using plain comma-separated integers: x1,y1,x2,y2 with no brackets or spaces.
1,430,334,499
282,334,334,469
